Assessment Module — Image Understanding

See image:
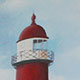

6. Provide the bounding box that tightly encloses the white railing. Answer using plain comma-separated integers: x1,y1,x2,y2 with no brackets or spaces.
11,50,54,65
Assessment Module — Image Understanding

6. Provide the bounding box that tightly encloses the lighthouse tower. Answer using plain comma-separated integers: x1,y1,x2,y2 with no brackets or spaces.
12,14,54,80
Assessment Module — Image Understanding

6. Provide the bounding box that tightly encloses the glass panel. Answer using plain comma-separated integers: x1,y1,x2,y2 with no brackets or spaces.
42,41,47,50
33,39,48,51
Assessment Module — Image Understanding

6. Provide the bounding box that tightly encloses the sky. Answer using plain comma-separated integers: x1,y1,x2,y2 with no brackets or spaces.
0,0,80,80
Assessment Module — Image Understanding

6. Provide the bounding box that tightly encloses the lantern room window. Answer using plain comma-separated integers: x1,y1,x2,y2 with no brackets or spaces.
33,39,48,51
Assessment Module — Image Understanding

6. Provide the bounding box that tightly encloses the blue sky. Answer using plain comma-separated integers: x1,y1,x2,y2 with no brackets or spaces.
0,0,80,80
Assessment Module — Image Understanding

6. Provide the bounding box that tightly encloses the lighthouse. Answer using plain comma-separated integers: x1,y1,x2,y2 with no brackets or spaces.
12,14,54,80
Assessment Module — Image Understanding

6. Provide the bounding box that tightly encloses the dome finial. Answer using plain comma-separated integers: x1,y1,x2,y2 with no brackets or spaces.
31,13,36,24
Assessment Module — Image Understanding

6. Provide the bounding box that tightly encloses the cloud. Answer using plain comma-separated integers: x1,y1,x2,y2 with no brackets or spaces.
61,45,80,61
0,55,7,61
0,0,31,12
49,45,80,80
54,76,66,80
54,45,80,79
55,45,80,67
0,69,16,80
49,74,66,80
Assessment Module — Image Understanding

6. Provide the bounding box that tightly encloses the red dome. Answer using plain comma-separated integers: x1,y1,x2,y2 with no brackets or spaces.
18,14,48,42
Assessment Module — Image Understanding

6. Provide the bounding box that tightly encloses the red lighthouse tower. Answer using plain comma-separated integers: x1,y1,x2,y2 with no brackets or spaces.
12,14,54,80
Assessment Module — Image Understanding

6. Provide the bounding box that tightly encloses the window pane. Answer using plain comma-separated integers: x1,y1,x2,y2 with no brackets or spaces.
33,39,48,51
